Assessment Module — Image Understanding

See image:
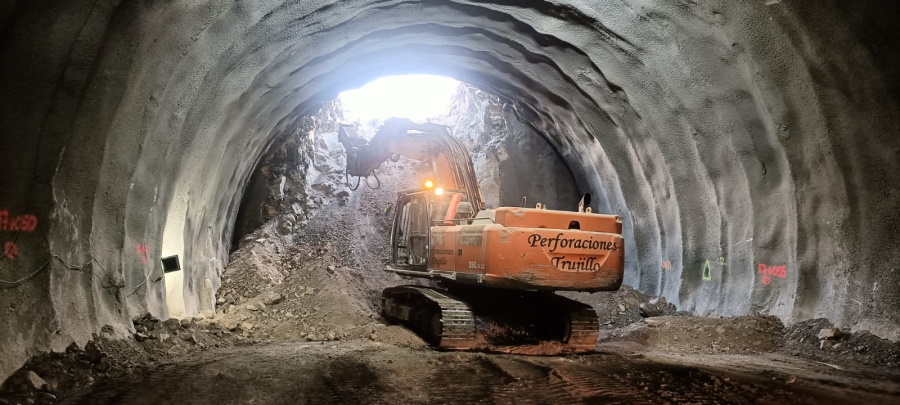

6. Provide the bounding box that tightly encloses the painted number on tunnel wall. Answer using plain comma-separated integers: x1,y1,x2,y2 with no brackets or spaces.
136,244,150,264
661,260,672,270
0,210,38,232
4,241,18,260
758,264,786,285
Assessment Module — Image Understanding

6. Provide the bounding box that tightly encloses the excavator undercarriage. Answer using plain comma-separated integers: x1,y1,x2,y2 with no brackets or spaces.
381,285,600,353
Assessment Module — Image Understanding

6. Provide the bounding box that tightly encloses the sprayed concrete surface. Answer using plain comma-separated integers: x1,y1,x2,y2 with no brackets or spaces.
1,0,900,383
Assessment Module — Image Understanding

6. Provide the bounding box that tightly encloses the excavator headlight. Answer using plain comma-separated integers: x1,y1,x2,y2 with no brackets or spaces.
424,179,434,189
434,187,445,196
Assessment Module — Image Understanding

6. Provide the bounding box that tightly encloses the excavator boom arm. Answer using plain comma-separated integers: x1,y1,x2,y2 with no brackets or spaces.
339,118,484,211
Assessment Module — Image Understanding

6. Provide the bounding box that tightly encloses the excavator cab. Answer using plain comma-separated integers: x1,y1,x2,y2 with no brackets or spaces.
391,191,431,269
390,189,471,270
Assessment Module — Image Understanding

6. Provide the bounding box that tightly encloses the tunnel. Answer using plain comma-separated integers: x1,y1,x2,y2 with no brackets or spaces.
1,0,899,401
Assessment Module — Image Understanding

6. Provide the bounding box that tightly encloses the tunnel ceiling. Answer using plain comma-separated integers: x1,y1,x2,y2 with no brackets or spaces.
1,0,899,381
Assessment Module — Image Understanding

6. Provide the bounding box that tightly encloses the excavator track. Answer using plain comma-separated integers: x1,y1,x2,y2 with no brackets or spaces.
381,286,478,349
382,285,600,353
564,302,602,351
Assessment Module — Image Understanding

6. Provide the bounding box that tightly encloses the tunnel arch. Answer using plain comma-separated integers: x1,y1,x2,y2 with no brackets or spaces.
1,0,898,380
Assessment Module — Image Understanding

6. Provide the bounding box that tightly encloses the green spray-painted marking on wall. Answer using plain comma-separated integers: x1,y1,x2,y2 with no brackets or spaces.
702,259,712,281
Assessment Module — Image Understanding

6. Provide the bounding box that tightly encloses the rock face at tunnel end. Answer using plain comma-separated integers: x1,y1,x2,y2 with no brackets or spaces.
1,0,899,381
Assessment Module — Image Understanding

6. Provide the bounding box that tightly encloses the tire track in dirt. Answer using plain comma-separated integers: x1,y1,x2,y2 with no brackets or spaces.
58,342,900,404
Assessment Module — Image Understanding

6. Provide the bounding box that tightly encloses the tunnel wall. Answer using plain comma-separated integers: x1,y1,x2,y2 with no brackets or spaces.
1,0,899,380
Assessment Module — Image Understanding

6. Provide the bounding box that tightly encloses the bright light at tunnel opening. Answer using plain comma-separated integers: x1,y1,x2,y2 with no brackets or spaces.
338,74,460,122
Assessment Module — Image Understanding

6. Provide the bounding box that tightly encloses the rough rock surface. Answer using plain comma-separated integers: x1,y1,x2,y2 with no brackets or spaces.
438,84,580,210
1,0,899,382
232,100,345,244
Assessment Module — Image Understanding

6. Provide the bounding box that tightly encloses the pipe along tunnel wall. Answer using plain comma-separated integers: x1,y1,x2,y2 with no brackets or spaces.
1,0,899,380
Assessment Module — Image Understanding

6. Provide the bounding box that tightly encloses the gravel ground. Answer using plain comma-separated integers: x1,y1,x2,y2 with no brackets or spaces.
59,341,900,405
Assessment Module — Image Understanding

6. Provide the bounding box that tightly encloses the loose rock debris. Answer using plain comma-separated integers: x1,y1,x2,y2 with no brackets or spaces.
0,316,246,405
57,342,900,405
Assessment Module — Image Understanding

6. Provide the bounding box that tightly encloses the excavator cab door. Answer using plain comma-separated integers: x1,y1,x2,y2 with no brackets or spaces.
391,192,430,270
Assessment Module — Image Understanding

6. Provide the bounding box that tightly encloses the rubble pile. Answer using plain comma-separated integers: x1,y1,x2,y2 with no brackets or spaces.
782,318,900,368
130,313,244,350
0,314,243,404
638,296,679,318
562,285,683,331
1,368,62,405
603,314,786,355
210,205,428,346
210,131,428,347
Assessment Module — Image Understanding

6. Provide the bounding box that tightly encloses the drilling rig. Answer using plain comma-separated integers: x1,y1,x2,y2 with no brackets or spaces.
339,118,624,352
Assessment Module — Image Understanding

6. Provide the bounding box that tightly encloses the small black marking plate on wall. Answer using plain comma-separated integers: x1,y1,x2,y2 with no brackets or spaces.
161,255,181,273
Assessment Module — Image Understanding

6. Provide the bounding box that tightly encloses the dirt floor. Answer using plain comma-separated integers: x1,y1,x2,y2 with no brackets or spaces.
3,132,899,404
5,317,898,404
58,341,900,404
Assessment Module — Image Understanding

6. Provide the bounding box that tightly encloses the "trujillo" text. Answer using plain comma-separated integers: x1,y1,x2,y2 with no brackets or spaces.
551,256,603,272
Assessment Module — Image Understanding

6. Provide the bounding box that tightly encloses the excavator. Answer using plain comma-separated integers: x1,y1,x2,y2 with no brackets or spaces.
339,118,624,352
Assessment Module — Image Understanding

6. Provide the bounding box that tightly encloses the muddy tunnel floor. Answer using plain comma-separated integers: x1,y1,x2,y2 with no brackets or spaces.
60,341,898,405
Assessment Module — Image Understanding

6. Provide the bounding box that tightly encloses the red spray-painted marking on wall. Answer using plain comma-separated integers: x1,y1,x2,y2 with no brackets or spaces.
758,264,786,285
136,244,149,264
661,260,672,270
4,241,18,259
0,211,38,232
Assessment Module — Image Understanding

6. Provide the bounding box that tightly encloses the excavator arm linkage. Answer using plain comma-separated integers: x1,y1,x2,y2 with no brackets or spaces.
338,118,484,211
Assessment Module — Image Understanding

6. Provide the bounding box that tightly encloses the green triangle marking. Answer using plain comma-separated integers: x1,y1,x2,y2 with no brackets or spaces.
702,259,712,281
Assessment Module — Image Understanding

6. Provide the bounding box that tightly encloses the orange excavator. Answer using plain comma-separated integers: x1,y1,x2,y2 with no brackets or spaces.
339,118,624,352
